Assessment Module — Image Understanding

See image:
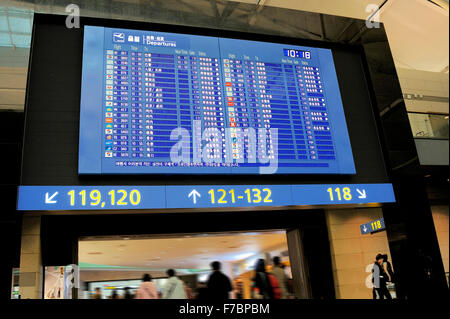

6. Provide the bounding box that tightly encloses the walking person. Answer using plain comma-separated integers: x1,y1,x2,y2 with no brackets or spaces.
252,259,274,299
162,269,187,299
123,287,133,299
111,290,121,299
135,274,158,299
271,256,288,299
196,282,208,299
184,282,194,299
382,254,395,283
383,254,396,298
92,287,102,299
207,261,233,299
372,254,392,299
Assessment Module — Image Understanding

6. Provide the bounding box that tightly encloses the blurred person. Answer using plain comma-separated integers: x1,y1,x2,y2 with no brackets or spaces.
184,282,194,299
196,282,208,299
271,256,288,299
111,290,121,299
123,287,133,299
92,287,102,299
162,269,187,299
207,261,233,299
372,254,392,299
382,254,395,284
252,259,274,299
135,274,158,299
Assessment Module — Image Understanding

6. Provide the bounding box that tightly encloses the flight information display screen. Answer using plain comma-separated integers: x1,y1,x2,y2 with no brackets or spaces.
79,26,355,174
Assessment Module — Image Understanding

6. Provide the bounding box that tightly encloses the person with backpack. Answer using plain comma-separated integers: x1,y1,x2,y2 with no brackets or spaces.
162,269,187,299
252,259,281,299
271,256,288,299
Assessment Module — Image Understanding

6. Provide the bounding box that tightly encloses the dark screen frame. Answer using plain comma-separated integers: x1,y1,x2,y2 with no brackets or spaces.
21,13,391,186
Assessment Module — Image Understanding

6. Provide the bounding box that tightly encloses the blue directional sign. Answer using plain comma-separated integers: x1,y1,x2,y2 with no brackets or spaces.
166,185,294,209
17,186,166,211
17,183,395,211
360,217,386,235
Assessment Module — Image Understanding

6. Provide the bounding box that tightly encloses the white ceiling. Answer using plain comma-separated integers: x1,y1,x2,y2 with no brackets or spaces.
382,0,449,72
234,0,449,73
79,231,288,270
233,0,387,19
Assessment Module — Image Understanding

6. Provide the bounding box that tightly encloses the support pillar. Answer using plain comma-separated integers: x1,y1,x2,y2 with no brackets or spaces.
286,228,311,299
325,207,392,299
18,215,43,299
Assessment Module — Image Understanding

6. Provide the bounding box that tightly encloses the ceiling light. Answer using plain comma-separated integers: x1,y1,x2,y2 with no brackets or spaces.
147,257,161,261
233,252,255,260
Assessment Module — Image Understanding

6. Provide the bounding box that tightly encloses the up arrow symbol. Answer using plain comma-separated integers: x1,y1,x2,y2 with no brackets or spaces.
45,192,59,204
356,189,367,199
188,189,201,204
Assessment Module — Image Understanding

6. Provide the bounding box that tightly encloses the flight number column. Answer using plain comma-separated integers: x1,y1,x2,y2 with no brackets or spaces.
129,51,144,162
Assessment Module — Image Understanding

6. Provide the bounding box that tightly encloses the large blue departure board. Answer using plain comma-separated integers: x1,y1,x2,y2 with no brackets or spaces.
79,26,355,174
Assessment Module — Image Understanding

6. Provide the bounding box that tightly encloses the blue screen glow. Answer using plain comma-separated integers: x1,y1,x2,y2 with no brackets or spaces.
79,26,355,175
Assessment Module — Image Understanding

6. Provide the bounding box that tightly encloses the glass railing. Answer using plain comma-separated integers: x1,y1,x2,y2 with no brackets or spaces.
408,112,449,139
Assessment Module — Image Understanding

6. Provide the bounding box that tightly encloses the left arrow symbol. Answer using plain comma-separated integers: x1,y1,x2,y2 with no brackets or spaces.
45,192,58,204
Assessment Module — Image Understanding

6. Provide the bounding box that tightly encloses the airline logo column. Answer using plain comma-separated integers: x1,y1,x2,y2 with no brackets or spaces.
104,49,130,160
105,50,115,158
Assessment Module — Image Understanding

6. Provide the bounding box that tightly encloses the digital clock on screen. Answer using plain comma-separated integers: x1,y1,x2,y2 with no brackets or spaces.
283,49,311,59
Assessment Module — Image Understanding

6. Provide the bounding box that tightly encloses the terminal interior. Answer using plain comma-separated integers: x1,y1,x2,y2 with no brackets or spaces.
1,0,448,301
76,230,291,299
